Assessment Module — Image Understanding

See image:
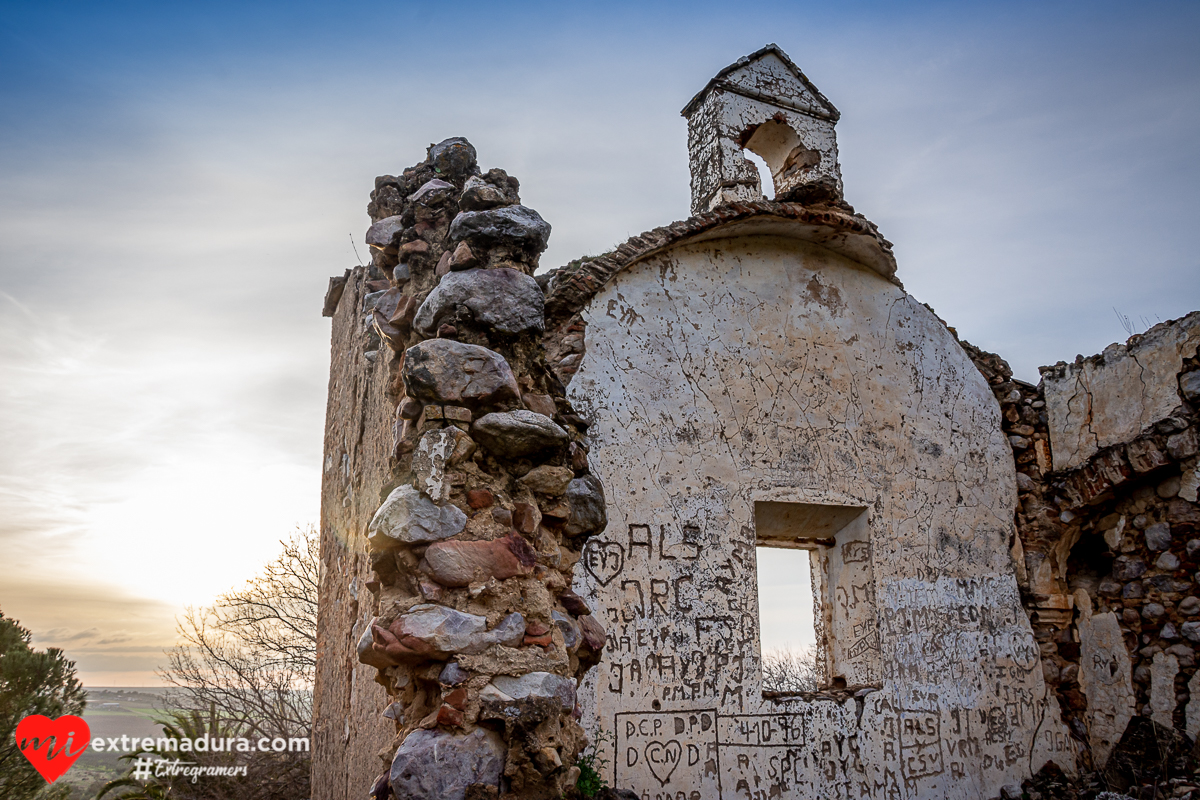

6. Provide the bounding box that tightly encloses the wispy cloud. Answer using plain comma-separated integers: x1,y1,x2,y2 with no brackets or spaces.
37,628,101,644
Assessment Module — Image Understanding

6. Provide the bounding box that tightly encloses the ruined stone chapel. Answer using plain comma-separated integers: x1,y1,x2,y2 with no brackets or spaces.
312,45,1200,800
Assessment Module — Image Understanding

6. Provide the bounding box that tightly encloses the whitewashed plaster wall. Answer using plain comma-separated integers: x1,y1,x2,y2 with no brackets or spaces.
567,234,1077,799
1042,312,1200,472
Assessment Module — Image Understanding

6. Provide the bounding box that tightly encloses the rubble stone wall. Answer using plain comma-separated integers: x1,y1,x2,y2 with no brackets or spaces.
316,139,610,800
561,232,1075,799
319,163,1200,800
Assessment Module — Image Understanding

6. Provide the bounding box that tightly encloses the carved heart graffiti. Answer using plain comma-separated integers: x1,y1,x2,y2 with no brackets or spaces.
15,715,90,783
644,739,682,786
582,541,624,586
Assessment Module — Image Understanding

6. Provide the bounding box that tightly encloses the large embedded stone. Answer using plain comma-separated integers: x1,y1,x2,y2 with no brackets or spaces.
373,288,403,321
578,613,606,652
1145,523,1172,551
1148,574,1193,593
552,610,580,650
357,620,397,669
423,533,536,587
489,672,576,710
428,137,477,180
389,728,504,800
1168,428,1199,460
478,684,513,703
558,589,592,617
1113,556,1147,581
366,215,405,253
403,339,519,408
471,410,569,458
459,175,517,211
392,606,526,658
449,205,551,255
519,465,574,496
1182,371,1200,403
368,485,467,546
395,605,486,656
363,289,387,314
564,475,607,536
373,290,417,351
409,178,456,206
485,611,527,649
414,268,545,337
1156,552,1181,570
370,619,430,662
439,662,469,686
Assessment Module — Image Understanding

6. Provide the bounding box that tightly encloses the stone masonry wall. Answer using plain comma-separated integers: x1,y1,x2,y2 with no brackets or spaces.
313,265,396,800
318,138,611,800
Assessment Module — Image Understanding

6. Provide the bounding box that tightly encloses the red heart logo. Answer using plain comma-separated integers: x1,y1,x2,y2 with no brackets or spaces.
15,714,90,783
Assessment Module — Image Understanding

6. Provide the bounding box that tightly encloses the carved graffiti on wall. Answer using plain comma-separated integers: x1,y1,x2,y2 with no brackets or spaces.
567,242,1078,798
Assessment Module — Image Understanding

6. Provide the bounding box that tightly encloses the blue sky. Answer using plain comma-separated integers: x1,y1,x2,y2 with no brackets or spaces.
1,0,1198,683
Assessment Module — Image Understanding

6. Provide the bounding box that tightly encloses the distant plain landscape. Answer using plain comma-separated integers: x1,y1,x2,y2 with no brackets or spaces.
59,688,181,800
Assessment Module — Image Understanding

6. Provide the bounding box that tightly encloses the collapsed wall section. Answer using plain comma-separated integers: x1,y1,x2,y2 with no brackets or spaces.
315,139,611,800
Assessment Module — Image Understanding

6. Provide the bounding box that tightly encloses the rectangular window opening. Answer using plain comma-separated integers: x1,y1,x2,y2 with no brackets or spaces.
756,546,820,694
754,501,877,696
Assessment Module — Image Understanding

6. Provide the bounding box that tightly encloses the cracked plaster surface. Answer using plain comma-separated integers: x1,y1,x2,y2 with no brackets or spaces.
567,234,1075,799
1043,311,1200,473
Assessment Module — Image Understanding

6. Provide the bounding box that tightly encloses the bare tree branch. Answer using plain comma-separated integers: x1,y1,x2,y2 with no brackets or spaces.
761,646,821,694
152,526,317,800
